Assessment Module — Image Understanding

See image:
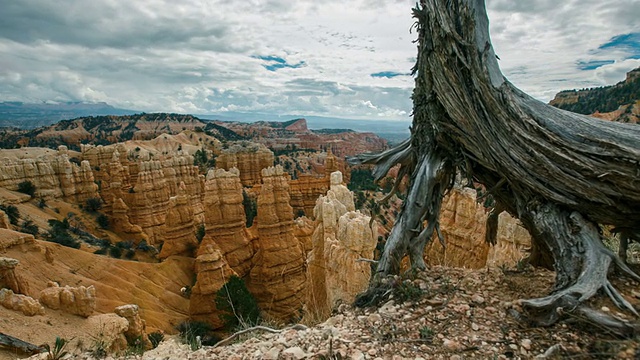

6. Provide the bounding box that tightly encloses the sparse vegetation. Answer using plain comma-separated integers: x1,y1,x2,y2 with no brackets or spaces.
148,331,164,349
242,190,257,228
46,219,81,249
348,168,377,192
84,197,103,213
17,180,36,197
20,219,38,236
215,275,261,330
176,321,220,350
196,224,205,243
0,204,20,225
45,337,69,360
108,246,122,258
96,213,110,229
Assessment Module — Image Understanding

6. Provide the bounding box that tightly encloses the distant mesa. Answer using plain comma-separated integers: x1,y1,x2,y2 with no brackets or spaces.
549,66,640,124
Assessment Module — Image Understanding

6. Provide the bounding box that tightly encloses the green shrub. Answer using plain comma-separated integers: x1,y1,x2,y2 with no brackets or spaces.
94,248,108,255
242,191,257,228
45,337,69,360
215,275,261,330
85,197,103,212
176,321,220,350
96,213,110,229
38,198,47,208
0,205,20,225
109,246,122,258
46,219,80,249
17,180,36,197
124,249,135,260
20,219,38,236
148,331,164,349
195,224,205,243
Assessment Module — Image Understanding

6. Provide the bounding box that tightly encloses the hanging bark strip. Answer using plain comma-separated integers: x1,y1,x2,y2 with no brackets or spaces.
350,0,640,336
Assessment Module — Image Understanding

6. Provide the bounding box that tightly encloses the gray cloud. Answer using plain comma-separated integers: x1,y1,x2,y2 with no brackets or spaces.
0,0,637,119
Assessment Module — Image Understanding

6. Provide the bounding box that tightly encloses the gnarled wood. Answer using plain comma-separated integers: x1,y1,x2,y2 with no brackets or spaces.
0,332,46,354
352,0,640,336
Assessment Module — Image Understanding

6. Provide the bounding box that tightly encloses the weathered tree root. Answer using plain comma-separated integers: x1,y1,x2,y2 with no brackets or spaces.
518,204,640,337
353,0,640,337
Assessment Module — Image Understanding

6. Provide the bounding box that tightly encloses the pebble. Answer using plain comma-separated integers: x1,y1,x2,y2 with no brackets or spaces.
521,339,532,350
471,294,485,304
283,346,307,360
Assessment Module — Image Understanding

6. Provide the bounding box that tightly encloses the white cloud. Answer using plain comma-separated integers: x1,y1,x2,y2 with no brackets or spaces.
0,0,638,119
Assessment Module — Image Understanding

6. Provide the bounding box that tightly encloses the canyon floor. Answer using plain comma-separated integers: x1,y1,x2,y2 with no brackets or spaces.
19,264,640,360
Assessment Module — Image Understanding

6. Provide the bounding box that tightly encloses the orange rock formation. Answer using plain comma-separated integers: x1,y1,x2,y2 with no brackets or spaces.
39,282,97,317
248,165,306,321
424,187,530,268
217,143,274,187
158,182,199,259
0,146,99,201
200,168,253,277
306,171,375,318
189,244,237,328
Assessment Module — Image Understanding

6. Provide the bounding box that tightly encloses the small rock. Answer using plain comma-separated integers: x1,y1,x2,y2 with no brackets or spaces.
521,338,532,350
350,350,365,360
601,306,610,312
450,355,462,360
263,348,281,360
367,313,382,324
471,322,479,331
471,294,485,304
283,346,307,360
443,339,460,351
368,348,378,356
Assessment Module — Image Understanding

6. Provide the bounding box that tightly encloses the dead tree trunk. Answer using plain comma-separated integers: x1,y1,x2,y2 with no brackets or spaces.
351,0,640,336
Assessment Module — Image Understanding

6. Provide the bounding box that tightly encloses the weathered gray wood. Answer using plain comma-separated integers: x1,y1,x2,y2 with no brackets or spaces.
0,332,46,354
351,0,640,336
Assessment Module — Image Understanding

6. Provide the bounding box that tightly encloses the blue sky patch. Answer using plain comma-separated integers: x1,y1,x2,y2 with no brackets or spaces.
598,32,640,59
577,60,615,71
370,71,407,78
254,55,305,71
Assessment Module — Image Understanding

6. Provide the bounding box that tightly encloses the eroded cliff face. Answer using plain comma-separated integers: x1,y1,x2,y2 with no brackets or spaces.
158,182,199,259
248,166,306,321
424,187,530,269
200,168,254,277
217,143,275,187
0,146,99,202
307,171,375,318
288,150,349,218
82,143,204,245
190,244,237,328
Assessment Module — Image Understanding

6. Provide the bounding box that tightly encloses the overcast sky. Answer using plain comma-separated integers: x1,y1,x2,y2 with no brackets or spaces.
0,0,638,120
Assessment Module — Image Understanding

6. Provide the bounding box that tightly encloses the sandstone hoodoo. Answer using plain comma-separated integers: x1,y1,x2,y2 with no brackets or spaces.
248,165,306,321
307,171,376,318
216,142,275,187
158,182,199,259
200,168,254,277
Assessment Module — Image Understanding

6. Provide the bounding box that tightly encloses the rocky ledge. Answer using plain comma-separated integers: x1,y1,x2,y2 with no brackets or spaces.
45,265,640,360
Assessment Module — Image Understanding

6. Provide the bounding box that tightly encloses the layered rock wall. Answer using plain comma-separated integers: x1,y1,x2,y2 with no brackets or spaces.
424,187,531,268
200,168,254,277
189,244,237,328
158,182,198,259
248,166,306,321
0,146,99,201
217,143,274,187
307,171,375,318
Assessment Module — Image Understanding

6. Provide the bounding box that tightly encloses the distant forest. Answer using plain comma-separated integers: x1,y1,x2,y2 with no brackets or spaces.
552,71,640,115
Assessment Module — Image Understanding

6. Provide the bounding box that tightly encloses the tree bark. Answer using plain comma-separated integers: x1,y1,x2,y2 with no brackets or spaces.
351,0,640,336
0,332,46,354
